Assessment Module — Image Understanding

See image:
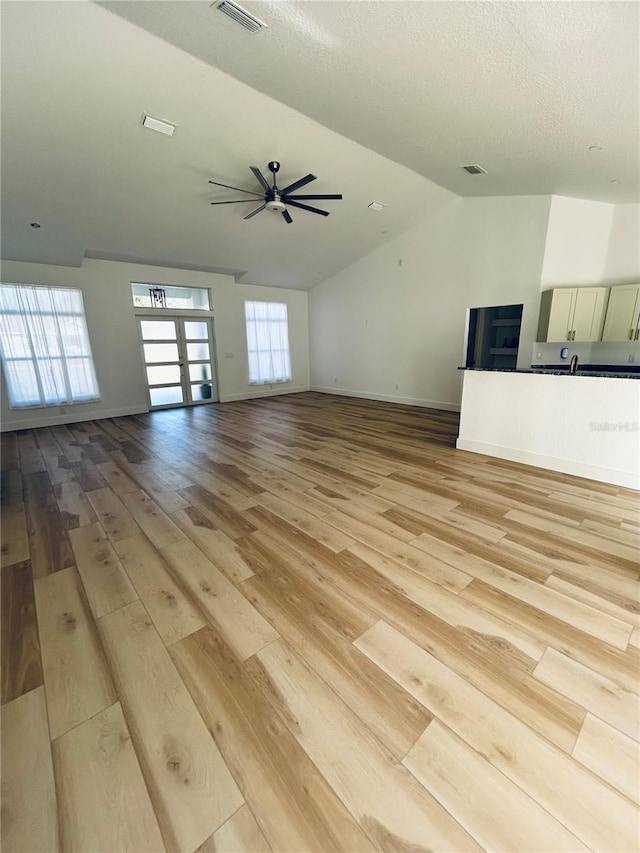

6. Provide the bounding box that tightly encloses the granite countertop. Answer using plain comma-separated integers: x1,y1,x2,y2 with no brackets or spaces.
458,366,640,379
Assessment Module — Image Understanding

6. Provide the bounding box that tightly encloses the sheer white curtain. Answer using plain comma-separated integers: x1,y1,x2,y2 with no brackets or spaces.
245,301,292,385
0,284,100,408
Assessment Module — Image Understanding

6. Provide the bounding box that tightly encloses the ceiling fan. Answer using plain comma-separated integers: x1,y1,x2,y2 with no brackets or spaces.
209,161,342,224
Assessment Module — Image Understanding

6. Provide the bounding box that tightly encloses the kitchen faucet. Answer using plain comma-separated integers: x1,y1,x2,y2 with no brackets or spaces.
569,354,579,374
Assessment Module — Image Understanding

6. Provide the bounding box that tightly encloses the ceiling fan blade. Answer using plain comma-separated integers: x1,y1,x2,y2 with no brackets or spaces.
244,203,267,220
285,199,329,217
279,173,316,195
284,194,343,200
208,180,263,197
210,199,264,205
250,167,271,194
282,210,293,224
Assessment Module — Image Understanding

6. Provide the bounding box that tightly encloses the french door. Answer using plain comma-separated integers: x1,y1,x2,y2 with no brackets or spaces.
138,316,218,409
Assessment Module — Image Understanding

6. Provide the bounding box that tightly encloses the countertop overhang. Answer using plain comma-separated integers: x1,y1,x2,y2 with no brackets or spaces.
458,366,640,379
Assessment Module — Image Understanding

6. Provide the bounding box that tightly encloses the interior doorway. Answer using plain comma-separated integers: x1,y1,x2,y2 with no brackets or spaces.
138,316,218,409
465,303,523,370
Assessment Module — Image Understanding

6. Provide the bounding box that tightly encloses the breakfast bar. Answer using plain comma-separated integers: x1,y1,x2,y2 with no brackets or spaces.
457,367,640,490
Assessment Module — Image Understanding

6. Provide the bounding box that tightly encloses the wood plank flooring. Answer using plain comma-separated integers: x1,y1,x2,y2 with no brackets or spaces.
1,391,639,852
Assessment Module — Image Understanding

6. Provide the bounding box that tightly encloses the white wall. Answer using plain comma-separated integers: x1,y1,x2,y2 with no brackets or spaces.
540,196,615,288
0,258,309,430
540,197,640,289
605,203,640,283
309,195,551,410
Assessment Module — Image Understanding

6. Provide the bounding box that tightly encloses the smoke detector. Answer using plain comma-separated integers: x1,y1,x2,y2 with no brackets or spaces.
215,1,267,32
266,199,286,213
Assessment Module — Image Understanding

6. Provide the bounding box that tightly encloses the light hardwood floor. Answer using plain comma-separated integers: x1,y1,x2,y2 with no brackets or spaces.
1,392,639,852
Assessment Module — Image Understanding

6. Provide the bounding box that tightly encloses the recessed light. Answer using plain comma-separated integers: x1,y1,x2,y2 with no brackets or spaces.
368,201,386,211
30,222,41,229
587,144,604,152
461,164,487,175
609,178,620,184
142,114,177,137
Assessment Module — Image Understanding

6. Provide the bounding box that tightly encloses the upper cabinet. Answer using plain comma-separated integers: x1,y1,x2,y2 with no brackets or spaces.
601,284,640,341
536,287,608,342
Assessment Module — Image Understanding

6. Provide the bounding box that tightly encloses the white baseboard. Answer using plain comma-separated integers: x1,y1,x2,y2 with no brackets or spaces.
1,404,150,432
311,385,460,413
456,438,640,491
219,385,310,403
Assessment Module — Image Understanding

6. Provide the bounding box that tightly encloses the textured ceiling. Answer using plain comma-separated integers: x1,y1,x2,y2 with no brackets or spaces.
101,0,640,204
0,1,454,289
2,1,638,291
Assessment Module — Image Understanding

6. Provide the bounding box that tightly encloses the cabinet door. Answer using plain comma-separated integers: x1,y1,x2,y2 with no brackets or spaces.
572,287,607,341
602,285,640,341
546,288,576,341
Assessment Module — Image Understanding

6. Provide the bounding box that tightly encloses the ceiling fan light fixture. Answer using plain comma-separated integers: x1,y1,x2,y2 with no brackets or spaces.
266,199,287,213
214,1,267,32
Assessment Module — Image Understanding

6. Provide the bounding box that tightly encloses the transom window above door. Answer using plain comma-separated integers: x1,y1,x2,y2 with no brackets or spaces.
131,283,211,311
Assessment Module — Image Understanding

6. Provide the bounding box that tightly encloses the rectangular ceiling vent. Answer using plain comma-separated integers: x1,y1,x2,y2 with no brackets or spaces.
215,1,267,32
142,114,177,137
461,164,487,175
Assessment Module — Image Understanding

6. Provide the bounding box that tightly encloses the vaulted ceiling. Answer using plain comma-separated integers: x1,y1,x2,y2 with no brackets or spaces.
2,1,637,289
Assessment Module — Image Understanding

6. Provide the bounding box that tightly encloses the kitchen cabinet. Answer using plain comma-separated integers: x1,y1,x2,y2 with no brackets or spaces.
601,284,640,341
536,287,608,342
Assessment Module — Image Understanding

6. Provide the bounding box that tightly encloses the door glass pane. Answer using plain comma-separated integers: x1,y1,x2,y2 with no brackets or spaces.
144,343,179,363
150,386,183,406
184,321,208,340
187,342,209,360
146,364,181,385
189,363,211,382
191,383,213,402
140,321,177,340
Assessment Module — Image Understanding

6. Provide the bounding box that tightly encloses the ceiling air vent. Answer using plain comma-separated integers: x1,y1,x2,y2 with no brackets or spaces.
461,164,487,175
142,114,177,137
215,1,267,32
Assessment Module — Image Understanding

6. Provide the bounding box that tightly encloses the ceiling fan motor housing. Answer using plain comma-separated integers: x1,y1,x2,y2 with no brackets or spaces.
266,198,286,213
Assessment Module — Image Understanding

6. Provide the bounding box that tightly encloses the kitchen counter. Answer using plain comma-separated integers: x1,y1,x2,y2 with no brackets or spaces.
459,366,640,379
457,369,639,490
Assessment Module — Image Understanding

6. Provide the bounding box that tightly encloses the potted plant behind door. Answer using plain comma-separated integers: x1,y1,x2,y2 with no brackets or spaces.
200,363,212,399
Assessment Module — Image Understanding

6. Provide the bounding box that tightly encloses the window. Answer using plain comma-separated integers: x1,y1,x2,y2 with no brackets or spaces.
245,301,292,385
0,284,100,408
131,283,211,311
